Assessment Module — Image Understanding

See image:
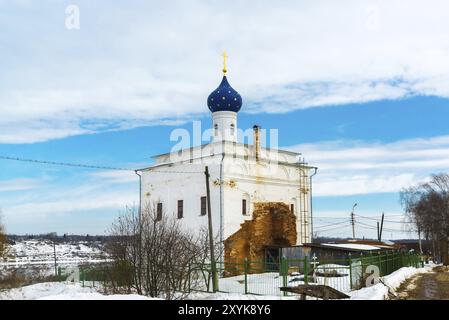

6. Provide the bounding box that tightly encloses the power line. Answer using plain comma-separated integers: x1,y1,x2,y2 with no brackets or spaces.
0,155,134,172
355,213,413,224
314,224,351,233
355,222,413,233
314,220,350,229
0,155,204,174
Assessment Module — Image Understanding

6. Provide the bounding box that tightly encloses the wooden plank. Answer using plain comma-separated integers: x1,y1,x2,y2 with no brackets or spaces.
280,285,350,300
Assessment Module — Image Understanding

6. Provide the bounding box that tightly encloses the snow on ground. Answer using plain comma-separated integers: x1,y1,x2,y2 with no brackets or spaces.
210,265,351,296
349,265,433,300
0,282,158,300
188,291,295,300
0,265,431,300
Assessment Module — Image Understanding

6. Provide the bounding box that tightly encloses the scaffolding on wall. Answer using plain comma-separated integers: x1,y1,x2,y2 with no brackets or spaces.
297,159,312,244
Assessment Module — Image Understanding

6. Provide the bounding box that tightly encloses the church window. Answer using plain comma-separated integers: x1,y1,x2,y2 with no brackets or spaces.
177,200,183,219
214,124,218,136
201,196,207,216
230,123,235,136
157,203,163,221
290,204,294,214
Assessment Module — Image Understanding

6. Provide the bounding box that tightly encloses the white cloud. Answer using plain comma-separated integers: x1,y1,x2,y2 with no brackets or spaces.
0,178,42,192
2,0,449,143
6,192,137,219
88,170,139,184
0,174,138,233
287,135,449,196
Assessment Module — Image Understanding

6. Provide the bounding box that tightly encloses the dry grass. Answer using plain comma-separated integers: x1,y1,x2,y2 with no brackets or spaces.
0,270,61,290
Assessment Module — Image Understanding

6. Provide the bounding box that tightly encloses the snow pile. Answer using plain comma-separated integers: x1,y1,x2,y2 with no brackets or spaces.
382,267,426,289
0,282,158,300
349,266,431,300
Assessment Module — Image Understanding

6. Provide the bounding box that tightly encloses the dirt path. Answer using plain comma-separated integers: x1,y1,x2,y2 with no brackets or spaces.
395,266,449,300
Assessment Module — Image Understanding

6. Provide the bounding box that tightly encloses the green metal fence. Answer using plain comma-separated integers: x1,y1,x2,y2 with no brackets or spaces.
197,251,423,296
56,251,424,297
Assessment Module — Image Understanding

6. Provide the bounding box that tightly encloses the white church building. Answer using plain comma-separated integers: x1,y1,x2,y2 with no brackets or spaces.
138,57,317,263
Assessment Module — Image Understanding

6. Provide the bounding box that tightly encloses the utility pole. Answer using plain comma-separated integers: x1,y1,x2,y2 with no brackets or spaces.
377,222,380,241
205,166,218,292
52,233,57,277
350,203,357,239
379,212,385,241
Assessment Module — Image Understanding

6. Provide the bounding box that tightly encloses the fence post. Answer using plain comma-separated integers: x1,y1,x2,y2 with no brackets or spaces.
393,252,398,271
303,256,308,285
348,253,353,290
385,250,391,274
280,257,288,297
360,252,364,278
244,258,248,295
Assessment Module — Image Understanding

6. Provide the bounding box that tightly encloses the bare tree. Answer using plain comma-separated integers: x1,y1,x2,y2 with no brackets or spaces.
106,204,218,299
401,173,449,265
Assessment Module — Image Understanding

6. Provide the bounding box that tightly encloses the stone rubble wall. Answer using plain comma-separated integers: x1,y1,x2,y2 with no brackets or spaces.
223,202,297,276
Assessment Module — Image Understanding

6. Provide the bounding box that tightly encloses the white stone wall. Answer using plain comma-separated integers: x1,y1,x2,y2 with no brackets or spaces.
140,141,313,250
141,162,222,238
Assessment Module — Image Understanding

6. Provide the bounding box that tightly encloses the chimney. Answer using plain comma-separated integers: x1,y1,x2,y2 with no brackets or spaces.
253,125,261,161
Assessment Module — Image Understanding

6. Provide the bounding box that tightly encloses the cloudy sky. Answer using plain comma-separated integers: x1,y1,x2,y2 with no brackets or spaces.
1,0,449,238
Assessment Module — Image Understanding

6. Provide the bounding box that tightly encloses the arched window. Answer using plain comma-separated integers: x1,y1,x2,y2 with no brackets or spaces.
214,124,218,136
230,123,235,136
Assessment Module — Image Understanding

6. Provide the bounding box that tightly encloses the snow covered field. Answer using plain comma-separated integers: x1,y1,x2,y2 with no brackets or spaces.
0,239,110,279
2,239,108,265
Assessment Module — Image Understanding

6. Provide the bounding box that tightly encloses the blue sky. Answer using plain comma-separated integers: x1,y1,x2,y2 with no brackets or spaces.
1,0,449,239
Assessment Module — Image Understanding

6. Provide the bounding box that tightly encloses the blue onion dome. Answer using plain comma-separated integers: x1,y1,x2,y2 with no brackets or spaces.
207,76,242,113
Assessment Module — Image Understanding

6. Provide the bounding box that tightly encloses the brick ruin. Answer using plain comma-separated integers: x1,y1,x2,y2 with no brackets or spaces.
223,202,297,275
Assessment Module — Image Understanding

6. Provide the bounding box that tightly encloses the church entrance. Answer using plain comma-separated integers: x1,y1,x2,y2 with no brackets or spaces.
264,246,281,271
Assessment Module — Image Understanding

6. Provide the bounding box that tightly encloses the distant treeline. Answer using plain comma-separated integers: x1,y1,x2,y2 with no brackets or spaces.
6,234,113,244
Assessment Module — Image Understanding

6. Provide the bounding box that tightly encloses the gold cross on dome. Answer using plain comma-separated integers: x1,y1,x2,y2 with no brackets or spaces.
222,51,228,75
